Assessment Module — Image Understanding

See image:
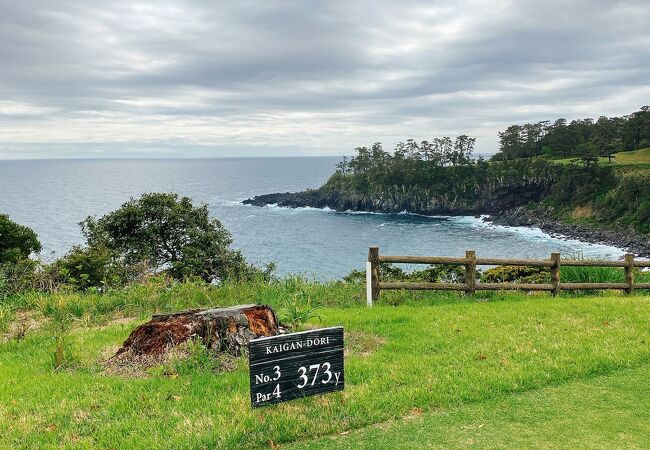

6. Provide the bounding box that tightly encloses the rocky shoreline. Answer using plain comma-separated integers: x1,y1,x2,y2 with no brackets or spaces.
243,192,650,259
485,206,650,258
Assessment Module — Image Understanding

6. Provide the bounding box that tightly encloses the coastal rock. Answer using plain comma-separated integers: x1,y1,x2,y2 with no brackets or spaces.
242,183,549,216
244,189,650,258
486,207,650,258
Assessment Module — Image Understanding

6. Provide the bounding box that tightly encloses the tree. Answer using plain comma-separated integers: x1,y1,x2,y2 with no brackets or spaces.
575,142,599,168
454,135,476,165
420,140,433,162
441,136,454,165
405,139,421,160
81,193,269,283
0,214,41,265
335,156,351,174
497,125,524,160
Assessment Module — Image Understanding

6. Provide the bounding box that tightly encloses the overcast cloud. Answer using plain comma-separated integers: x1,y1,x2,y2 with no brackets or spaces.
0,0,648,158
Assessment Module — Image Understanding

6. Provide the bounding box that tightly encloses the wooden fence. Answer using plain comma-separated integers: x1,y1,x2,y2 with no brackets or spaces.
365,246,650,306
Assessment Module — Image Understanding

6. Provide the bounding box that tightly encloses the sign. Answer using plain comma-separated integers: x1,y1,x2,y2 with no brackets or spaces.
248,326,344,407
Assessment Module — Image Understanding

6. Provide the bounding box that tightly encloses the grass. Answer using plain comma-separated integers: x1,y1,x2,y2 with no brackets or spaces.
290,363,650,449
550,147,650,167
614,147,650,164
562,265,626,283
1,279,649,449
0,303,16,334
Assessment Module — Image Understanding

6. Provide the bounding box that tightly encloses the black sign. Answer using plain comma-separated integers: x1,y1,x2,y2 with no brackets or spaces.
248,326,344,407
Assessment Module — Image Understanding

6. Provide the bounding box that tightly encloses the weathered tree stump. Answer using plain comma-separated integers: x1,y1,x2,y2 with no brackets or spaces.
114,304,279,357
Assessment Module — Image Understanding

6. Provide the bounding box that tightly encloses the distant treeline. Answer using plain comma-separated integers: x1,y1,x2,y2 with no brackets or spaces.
335,135,477,175
311,121,648,233
493,106,650,161
324,144,608,214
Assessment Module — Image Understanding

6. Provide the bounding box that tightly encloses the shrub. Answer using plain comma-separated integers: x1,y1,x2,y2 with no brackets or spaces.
599,171,650,233
343,263,469,283
408,264,469,283
481,265,549,283
0,214,41,265
51,245,140,291
0,259,39,296
0,215,42,296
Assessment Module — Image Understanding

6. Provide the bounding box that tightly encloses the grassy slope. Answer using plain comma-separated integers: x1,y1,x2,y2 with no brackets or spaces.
614,147,650,164
550,147,650,167
291,363,650,449
1,286,650,449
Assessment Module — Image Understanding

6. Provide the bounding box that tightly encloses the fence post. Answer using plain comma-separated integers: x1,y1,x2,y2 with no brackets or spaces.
551,252,561,296
368,246,380,303
365,261,373,307
465,250,476,295
624,253,634,294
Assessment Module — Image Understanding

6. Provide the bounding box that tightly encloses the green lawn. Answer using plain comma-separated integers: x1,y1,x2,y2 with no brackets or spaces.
291,363,650,449
1,285,650,449
550,147,650,167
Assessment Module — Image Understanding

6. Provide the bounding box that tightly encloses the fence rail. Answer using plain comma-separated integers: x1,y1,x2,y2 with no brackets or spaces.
366,247,650,306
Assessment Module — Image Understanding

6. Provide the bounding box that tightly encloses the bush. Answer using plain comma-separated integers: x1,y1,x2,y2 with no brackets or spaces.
343,263,468,283
0,259,39,297
51,245,141,291
0,214,41,265
0,215,41,296
481,265,549,283
599,170,650,233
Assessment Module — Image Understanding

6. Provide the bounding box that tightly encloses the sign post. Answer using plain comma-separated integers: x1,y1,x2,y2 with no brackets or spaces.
248,327,344,407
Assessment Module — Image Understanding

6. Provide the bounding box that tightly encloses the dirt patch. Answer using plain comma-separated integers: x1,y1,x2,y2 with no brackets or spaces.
103,340,239,378
2,310,48,342
103,349,171,378
103,315,137,328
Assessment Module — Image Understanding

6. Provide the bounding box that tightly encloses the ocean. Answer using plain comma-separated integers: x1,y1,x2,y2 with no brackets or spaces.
0,157,624,279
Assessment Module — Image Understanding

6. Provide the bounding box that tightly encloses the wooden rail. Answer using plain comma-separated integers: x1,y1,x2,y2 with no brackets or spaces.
366,247,650,305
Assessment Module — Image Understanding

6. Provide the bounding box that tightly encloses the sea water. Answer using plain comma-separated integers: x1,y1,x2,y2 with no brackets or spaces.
0,157,624,279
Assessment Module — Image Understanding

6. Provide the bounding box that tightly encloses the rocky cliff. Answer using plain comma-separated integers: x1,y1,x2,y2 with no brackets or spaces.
242,183,550,216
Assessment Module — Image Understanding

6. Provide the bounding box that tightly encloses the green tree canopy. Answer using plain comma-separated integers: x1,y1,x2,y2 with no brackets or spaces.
81,193,267,283
0,214,41,265
492,106,650,160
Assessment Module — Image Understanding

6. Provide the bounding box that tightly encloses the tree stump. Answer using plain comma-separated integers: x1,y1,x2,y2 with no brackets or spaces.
114,304,279,358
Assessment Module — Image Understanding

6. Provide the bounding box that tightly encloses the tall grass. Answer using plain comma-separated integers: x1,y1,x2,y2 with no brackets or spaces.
2,271,648,328
561,266,626,283
1,276,363,324
0,304,15,334
561,264,650,284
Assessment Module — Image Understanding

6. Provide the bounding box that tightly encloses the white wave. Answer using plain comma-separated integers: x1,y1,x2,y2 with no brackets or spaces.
450,215,626,256
339,209,385,216
262,203,334,213
239,201,626,257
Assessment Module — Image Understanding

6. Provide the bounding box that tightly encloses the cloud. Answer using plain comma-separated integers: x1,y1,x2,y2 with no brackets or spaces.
0,0,648,158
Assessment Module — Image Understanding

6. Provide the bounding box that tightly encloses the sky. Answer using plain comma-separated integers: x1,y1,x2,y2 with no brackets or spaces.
0,0,649,159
